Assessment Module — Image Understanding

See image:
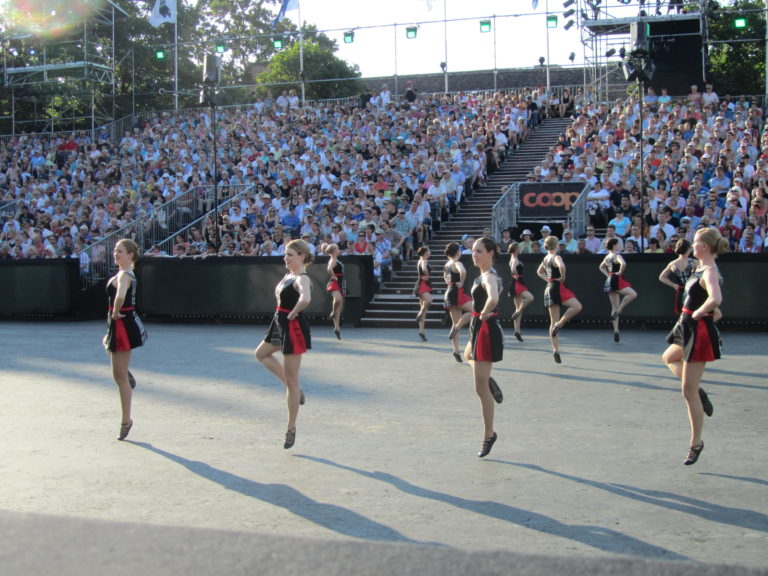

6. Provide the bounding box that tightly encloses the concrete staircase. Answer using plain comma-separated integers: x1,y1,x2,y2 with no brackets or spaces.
360,117,574,329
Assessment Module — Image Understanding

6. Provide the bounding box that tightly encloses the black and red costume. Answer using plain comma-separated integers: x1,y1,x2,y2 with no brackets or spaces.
104,271,148,352
468,272,504,363
265,273,312,355
666,267,722,362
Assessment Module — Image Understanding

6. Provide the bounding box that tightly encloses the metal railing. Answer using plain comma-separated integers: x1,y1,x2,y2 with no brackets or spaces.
76,183,255,287
568,183,591,238
491,184,518,241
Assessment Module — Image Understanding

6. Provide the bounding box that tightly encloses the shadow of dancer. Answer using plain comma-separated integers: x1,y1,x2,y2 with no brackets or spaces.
296,455,687,561
130,442,430,546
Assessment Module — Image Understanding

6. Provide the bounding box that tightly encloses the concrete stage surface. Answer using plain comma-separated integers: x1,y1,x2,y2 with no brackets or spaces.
1,322,766,575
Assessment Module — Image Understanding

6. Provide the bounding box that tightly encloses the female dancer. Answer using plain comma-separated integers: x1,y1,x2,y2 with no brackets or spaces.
104,238,148,441
414,245,432,341
443,242,473,363
599,237,638,343
658,238,695,316
255,239,312,449
662,228,726,465
466,237,505,457
325,243,346,340
508,242,534,342
537,235,582,364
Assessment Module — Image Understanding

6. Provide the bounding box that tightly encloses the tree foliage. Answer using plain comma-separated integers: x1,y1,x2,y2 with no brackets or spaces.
256,37,363,101
1,0,362,131
705,0,766,96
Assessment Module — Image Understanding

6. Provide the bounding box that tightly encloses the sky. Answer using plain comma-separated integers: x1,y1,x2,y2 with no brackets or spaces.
277,0,645,78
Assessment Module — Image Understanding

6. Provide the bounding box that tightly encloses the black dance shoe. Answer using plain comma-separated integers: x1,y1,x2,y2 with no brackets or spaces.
128,371,136,389
551,324,560,338
683,442,704,465
419,332,428,342
511,309,522,321
299,389,305,405
284,428,296,449
333,328,341,340
488,377,503,404
614,331,620,343
514,332,523,342
553,352,562,364
478,432,497,458
118,420,133,441
452,351,463,363
699,388,713,417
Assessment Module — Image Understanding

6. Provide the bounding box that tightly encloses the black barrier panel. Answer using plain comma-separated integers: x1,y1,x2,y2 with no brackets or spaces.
0,259,79,315
135,256,374,322
460,253,768,326
518,182,586,220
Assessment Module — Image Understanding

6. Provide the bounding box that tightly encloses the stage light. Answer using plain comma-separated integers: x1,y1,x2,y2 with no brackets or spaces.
568,52,576,62
606,48,616,57
564,20,575,30
619,47,626,59
563,0,575,7
406,26,418,39
343,30,355,43
539,56,546,66
563,9,575,18
440,61,447,72
546,15,558,28
479,20,492,33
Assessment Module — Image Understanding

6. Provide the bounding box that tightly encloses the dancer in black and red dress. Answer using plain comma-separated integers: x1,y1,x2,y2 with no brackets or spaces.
537,235,582,364
443,242,473,362
662,228,727,466
599,237,637,343
104,238,148,441
507,242,534,342
414,245,433,341
659,238,695,316
255,239,313,449
465,237,505,458
325,243,346,340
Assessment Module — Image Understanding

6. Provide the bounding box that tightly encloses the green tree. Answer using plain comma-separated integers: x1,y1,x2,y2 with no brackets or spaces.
257,39,363,101
705,0,765,96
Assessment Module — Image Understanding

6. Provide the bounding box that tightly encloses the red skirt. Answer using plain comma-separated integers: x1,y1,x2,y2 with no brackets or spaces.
513,281,529,296
417,279,432,295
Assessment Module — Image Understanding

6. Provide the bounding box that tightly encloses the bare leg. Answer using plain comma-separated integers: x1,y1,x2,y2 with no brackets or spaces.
558,297,582,327
109,350,133,425
282,354,303,431
331,291,343,332
513,291,533,333
417,293,432,336
449,307,462,352
465,339,495,439
616,287,637,315
548,305,561,352
663,344,684,379
255,341,286,384
682,361,707,447
609,292,621,332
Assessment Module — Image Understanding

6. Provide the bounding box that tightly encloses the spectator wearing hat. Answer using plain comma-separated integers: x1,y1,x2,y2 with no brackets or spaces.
518,229,535,254
538,225,553,249
562,229,578,253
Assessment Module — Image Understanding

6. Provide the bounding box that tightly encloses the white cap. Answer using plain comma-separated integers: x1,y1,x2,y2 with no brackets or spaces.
522,229,533,236
541,225,552,232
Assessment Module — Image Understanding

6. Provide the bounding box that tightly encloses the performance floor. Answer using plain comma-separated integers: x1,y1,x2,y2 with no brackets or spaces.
1,322,766,574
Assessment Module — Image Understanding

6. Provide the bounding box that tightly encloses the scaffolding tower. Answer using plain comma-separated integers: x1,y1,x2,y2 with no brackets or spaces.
577,0,704,102
0,1,127,135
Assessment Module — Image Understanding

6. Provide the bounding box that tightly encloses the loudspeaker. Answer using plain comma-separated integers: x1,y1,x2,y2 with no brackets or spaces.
204,53,220,85
630,20,649,54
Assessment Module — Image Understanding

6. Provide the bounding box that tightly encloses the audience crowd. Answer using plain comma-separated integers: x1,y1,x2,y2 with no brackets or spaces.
0,83,534,273
522,82,766,254
1,79,767,279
